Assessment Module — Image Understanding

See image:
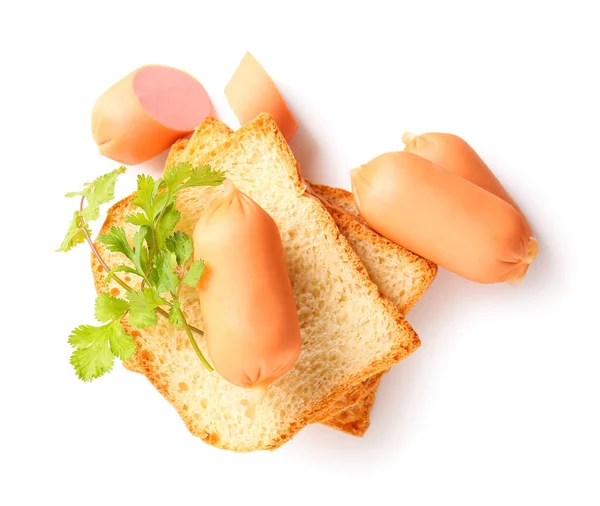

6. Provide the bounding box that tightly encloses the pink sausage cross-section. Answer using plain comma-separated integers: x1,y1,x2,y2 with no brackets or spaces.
92,65,212,165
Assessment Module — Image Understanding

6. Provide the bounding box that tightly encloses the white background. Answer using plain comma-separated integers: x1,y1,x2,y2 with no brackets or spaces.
1,1,598,505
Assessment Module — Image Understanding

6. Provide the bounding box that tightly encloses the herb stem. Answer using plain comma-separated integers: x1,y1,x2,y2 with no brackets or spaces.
151,196,170,258
179,304,214,371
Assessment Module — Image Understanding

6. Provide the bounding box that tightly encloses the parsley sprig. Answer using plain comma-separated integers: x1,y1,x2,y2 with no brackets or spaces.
58,163,225,381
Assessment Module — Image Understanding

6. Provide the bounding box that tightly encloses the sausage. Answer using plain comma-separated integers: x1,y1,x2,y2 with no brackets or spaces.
401,132,538,283
92,65,211,165
402,132,522,213
192,181,302,390
350,152,538,284
225,52,298,141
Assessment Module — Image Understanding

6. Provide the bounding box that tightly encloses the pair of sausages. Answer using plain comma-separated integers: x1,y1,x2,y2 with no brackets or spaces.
351,133,538,284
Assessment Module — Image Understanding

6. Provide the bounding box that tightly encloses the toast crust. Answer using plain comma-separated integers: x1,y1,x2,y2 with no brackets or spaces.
324,382,380,436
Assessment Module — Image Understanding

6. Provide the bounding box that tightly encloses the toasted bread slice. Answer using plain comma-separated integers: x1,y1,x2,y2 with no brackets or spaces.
92,114,420,451
168,124,437,436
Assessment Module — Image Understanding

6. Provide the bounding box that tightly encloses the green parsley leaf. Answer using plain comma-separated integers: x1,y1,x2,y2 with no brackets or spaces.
81,206,100,224
125,212,153,227
68,324,102,348
57,211,91,252
132,227,150,275
99,227,135,262
183,259,205,287
163,162,193,198
94,293,130,322
152,192,169,221
108,322,136,361
168,300,185,328
155,203,180,250
64,166,126,202
181,165,226,189
131,174,158,218
165,231,193,266
68,320,135,381
64,191,85,198
59,167,126,254
68,323,115,381
84,166,127,206
150,251,179,295
126,288,165,328
131,174,169,221
65,166,127,223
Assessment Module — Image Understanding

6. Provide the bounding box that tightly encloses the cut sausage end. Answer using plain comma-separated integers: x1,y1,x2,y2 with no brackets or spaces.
91,65,212,165
133,65,212,131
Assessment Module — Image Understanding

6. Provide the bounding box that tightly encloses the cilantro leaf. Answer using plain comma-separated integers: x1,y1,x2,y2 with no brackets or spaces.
94,293,130,322
99,227,134,262
81,206,100,224
70,342,114,382
126,288,165,328
68,320,135,381
150,251,179,295
64,166,126,202
152,192,169,221
64,191,85,198
68,323,115,382
125,213,153,227
165,231,193,266
163,162,193,198
57,211,91,252
108,322,136,361
65,166,127,223
181,165,226,189
68,324,101,348
131,174,158,217
168,300,185,328
83,167,127,221
132,227,150,275
155,203,180,250
84,166,127,207
183,260,205,287
131,174,169,221
59,167,126,254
